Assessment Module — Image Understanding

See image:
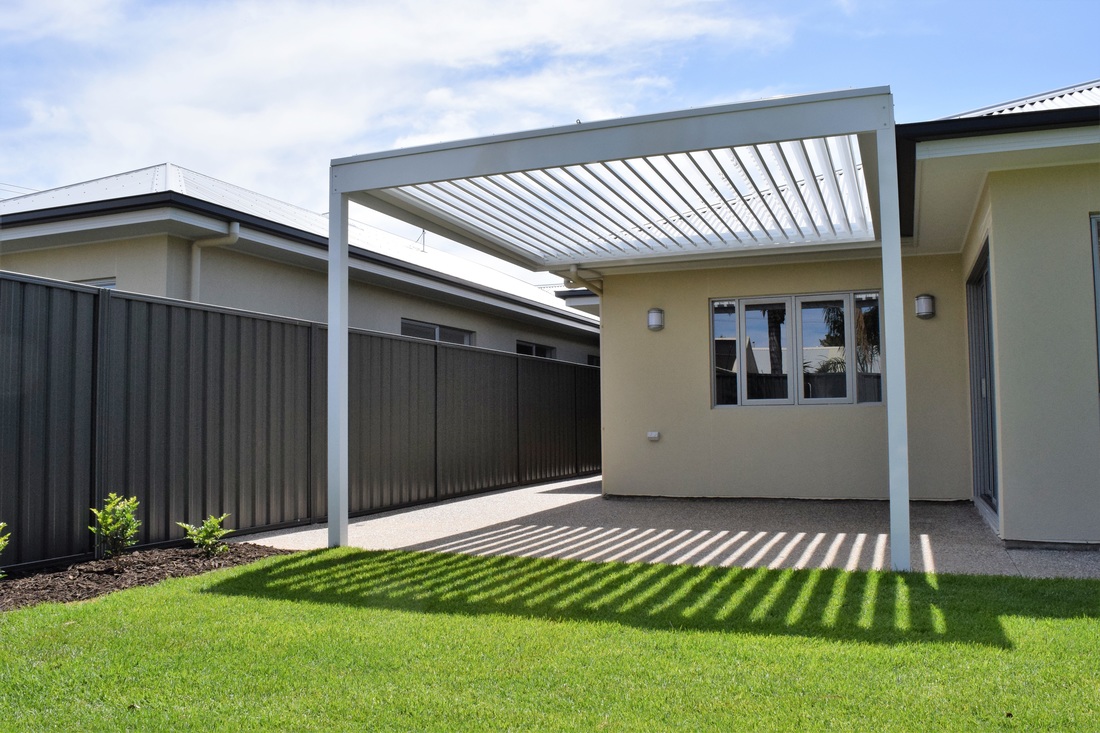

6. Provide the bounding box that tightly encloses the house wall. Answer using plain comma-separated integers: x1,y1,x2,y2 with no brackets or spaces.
986,163,1100,543
2,234,600,364
197,247,599,364
600,254,970,500
0,235,174,295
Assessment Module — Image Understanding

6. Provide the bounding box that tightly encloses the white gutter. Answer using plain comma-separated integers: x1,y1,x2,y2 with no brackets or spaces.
191,221,240,301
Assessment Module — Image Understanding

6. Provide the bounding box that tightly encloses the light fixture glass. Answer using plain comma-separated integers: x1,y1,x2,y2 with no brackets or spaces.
647,308,665,331
915,294,935,319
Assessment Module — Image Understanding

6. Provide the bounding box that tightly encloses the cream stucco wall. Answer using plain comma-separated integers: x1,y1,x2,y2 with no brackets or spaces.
600,254,970,501
986,163,1100,543
0,235,174,295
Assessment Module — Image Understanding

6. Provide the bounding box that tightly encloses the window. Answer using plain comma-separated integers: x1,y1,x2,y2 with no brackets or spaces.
586,354,601,367
712,291,881,406
516,340,557,359
400,318,474,345
744,299,790,403
77,277,116,289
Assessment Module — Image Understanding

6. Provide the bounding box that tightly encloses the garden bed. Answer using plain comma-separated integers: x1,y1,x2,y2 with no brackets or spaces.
0,543,293,612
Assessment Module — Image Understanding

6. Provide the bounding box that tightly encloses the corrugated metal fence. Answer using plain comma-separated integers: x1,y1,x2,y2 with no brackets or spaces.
0,272,600,570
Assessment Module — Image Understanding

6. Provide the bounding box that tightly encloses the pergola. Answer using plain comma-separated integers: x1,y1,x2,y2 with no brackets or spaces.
326,86,913,570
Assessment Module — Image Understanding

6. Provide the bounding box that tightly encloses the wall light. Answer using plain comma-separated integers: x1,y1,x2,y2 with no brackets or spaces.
647,308,665,331
915,293,936,320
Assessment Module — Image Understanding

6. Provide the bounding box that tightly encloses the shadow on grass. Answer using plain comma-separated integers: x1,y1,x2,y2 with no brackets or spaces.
205,548,1100,648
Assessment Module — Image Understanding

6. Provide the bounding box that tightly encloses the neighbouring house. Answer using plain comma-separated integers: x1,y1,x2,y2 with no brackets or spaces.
325,80,1099,563
0,164,601,364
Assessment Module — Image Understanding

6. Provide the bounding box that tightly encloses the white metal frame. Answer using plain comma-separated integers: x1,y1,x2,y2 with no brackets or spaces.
795,293,857,405
327,86,912,570
739,295,795,406
711,291,879,407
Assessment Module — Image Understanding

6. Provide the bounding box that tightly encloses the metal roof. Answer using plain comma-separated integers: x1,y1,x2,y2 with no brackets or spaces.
334,87,896,272
0,163,588,320
0,163,330,234
953,79,1100,118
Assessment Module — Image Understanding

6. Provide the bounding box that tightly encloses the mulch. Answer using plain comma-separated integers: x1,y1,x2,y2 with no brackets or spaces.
0,543,294,612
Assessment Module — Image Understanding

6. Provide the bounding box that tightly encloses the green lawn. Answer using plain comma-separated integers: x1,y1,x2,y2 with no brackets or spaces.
2,548,1098,731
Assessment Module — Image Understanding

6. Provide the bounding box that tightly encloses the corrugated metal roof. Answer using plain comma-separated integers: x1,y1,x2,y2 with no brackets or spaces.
0,163,588,319
953,79,1100,118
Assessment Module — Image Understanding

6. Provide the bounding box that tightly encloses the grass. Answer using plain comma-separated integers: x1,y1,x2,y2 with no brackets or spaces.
2,548,1099,731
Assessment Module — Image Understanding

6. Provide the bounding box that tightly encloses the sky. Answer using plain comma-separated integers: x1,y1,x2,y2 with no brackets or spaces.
1,0,1096,279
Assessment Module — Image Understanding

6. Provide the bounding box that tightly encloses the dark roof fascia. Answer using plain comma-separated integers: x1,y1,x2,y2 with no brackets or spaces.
0,191,328,248
556,288,596,300
897,105,1098,143
1,190,597,330
896,106,1099,237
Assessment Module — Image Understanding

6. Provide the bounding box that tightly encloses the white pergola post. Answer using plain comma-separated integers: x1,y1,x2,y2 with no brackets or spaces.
327,187,349,547
876,122,911,571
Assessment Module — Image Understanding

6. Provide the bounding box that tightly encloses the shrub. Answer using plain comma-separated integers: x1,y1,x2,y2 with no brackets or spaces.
90,493,141,557
177,514,233,557
0,521,9,578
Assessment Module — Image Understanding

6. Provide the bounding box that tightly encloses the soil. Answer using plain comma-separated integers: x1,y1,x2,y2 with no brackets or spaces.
0,543,294,612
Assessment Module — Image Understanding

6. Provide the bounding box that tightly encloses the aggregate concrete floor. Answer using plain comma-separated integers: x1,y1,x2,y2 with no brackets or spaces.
246,476,1100,579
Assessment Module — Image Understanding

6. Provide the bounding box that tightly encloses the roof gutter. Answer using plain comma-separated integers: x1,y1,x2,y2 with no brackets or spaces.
558,265,603,297
191,221,239,301
896,105,1099,238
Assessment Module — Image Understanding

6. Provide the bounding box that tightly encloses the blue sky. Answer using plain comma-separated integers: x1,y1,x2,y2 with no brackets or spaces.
1,0,1095,247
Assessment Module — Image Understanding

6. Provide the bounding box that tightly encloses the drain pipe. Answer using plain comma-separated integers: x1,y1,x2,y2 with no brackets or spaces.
191,222,240,301
557,264,604,297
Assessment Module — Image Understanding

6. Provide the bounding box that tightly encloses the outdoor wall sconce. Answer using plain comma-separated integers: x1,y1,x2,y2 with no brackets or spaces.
647,308,665,331
915,293,936,320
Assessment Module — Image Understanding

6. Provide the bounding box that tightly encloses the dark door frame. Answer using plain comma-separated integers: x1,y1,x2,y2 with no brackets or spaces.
967,241,998,525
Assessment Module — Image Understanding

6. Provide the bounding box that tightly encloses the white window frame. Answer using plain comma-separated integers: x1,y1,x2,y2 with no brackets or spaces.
712,290,882,407
796,293,855,405
739,296,794,405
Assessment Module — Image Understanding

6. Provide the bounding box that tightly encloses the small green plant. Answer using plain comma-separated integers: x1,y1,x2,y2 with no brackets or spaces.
0,521,10,578
90,493,141,557
177,514,233,557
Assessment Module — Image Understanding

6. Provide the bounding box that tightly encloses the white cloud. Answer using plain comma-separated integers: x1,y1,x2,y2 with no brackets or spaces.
0,0,128,42
0,0,797,211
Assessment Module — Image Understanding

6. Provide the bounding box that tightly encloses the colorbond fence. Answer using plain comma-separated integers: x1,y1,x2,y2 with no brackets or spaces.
0,272,600,570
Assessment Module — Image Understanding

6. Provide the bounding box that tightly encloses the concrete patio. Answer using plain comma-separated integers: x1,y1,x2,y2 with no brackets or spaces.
246,476,1100,579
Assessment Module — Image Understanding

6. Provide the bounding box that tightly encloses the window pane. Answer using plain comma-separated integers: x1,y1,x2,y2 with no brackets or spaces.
517,340,556,358
801,298,847,400
854,293,882,403
744,302,789,400
712,300,738,405
401,320,437,340
438,325,473,345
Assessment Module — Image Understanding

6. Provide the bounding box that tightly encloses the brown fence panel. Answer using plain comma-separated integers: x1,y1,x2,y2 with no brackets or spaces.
0,271,600,570
436,346,519,498
575,365,602,475
0,275,98,566
102,293,313,546
348,331,437,513
518,357,578,483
